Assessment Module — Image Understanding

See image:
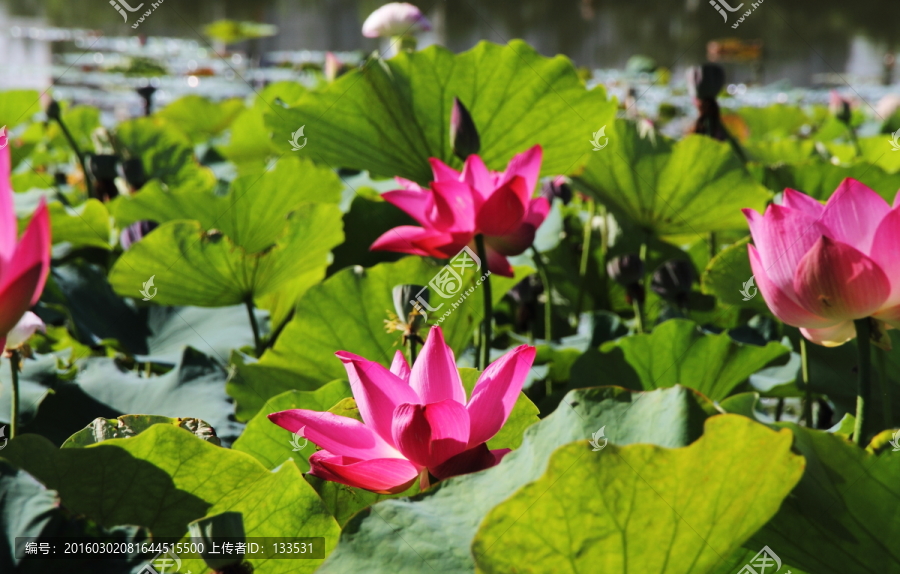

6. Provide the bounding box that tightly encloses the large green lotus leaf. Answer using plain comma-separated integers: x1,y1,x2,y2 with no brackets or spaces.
327,195,416,274
232,381,352,471
115,117,216,191
860,135,900,174
471,416,804,574
711,547,810,574
43,260,151,352
0,353,64,427
156,95,244,141
0,426,340,574
737,105,809,141
744,138,817,164
254,257,531,392
0,90,41,128
139,304,263,365
264,40,617,184
573,121,771,235
48,199,111,250
763,159,900,202
743,423,900,573
317,386,717,573
112,156,341,253
72,348,244,444
62,414,221,448
701,236,772,314
108,203,344,309
590,319,789,401
0,460,59,570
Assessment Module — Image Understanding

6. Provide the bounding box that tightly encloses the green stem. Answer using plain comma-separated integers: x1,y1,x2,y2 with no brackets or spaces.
532,247,553,343
800,338,813,427
853,318,872,447
406,335,418,365
775,398,785,422
475,235,492,370
708,231,717,262
575,198,596,317
55,117,94,200
632,298,644,334
10,350,20,439
879,348,892,429
245,298,262,357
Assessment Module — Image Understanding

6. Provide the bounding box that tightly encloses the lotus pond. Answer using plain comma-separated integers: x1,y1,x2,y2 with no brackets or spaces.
2,3,900,574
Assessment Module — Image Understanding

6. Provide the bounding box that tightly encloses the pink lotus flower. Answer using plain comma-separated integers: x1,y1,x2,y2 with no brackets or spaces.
370,146,550,277
744,178,900,346
361,3,432,38
269,326,535,493
0,144,50,349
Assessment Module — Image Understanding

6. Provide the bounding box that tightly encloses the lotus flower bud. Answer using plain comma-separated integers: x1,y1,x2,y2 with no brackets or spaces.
686,64,726,100
136,85,157,116
362,2,431,38
393,284,428,332
607,254,644,287
188,512,247,570
651,259,695,304
450,97,480,161
541,176,572,206
120,220,159,250
46,99,61,121
122,158,147,190
829,90,852,124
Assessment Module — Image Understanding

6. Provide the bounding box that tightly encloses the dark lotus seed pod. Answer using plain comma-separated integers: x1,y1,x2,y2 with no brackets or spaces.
119,220,159,250
450,97,480,161
686,64,726,100
122,158,147,190
606,254,644,287
46,99,61,121
650,259,695,302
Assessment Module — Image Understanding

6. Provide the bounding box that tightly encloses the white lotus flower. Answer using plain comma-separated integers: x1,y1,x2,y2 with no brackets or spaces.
362,3,431,38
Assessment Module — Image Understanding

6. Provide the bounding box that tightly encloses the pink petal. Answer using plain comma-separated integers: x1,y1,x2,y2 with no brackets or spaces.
748,245,835,328
268,409,401,459
382,188,433,227
743,205,826,295
868,207,900,307
390,350,411,383
335,351,421,445
484,247,514,277
800,321,857,347
0,144,14,263
408,326,466,404
0,263,42,338
484,198,549,257
466,345,536,447
392,400,470,467
16,200,50,305
429,180,476,233
781,188,824,217
308,451,420,493
476,176,528,237
792,236,890,321
462,154,493,203
370,225,461,258
430,443,507,480
819,178,890,254
499,145,542,195
429,158,461,183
